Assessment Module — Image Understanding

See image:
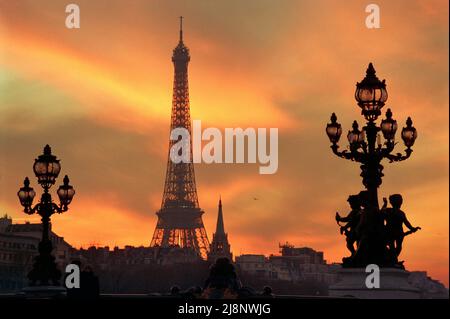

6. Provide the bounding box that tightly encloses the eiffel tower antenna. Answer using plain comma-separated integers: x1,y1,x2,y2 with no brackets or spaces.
179,16,183,42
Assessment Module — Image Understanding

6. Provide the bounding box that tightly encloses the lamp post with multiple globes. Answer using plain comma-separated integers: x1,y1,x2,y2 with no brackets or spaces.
325,63,417,267
17,145,75,286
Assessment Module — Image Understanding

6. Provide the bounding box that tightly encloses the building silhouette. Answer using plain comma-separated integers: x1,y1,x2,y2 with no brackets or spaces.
2,214,447,297
0,214,72,291
208,198,232,262
235,243,338,284
150,18,209,259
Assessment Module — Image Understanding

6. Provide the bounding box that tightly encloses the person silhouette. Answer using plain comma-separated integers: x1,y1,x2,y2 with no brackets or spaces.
170,285,181,297
81,265,100,299
261,286,274,298
382,194,421,258
203,258,241,299
66,261,100,299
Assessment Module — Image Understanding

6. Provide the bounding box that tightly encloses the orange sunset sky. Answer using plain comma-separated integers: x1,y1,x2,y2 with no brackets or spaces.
0,0,448,285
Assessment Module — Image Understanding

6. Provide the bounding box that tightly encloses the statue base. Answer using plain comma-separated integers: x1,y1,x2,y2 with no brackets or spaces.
19,286,66,299
329,267,421,299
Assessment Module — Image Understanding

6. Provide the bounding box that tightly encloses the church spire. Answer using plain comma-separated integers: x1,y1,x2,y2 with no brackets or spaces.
208,197,232,262
215,197,225,236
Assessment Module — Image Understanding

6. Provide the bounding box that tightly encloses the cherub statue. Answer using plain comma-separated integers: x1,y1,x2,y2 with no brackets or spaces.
336,195,362,256
382,194,421,258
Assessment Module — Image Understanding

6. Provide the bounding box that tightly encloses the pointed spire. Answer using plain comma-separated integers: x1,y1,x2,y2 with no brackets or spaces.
215,197,225,236
208,196,232,262
179,16,183,43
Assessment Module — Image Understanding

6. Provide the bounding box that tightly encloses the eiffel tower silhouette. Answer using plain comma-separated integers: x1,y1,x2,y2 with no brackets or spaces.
150,17,209,259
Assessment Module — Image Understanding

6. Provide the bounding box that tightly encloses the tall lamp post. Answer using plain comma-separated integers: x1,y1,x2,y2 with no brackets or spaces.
17,145,75,286
325,63,417,266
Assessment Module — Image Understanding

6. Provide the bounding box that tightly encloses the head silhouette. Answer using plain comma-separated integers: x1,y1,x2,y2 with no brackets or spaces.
84,265,93,273
215,257,231,267
170,285,180,295
71,259,82,267
210,257,234,276
347,195,361,209
389,194,403,209
262,286,273,295
358,191,370,208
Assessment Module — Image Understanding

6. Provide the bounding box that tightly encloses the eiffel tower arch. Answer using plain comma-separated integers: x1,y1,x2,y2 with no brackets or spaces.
150,17,209,259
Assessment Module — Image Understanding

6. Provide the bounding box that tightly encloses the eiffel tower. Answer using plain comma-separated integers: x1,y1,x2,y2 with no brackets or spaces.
150,17,210,259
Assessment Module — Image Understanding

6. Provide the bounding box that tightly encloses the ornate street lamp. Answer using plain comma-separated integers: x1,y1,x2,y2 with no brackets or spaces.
57,175,76,210
401,117,418,148
354,62,388,121
17,145,75,286
347,121,365,151
325,63,417,267
326,113,342,144
33,144,61,189
17,177,36,213
380,108,397,141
